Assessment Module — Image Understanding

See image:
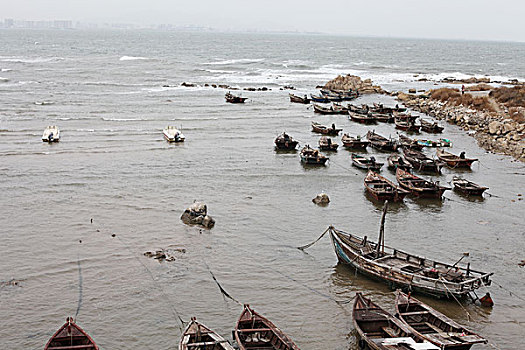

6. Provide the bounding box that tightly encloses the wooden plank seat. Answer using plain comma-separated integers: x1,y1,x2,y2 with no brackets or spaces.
400,311,430,316
187,339,228,347
381,327,398,337
237,328,273,332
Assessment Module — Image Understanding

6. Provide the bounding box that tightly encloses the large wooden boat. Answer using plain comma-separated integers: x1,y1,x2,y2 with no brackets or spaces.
396,168,449,198
275,133,299,150
180,317,235,350
225,92,248,103
403,148,442,173
289,93,310,104
318,136,339,151
300,145,328,165
341,133,369,150
395,118,420,133
367,131,398,152
451,177,488,196
372,112,394,123
349,111,377,124
395,290,487,349
311,121,342,135
329,226,493,298
44,317,99,350
398,134,424,150
387,153,413,171
364,170,409,202
42,125,60,142
353,292,439,350
436,149,478,169
352,153,383,171
313,103,337,114
163,126,186,142
233,304,300,350
420,119,444,133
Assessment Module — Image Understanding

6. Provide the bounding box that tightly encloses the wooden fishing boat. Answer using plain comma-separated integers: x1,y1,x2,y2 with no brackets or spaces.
372,103,407,113
318,136,338,151
321,88,358,100
436,149,478,169
352,153,383,171
387,153,413,171
416,139,452,148
163,126,185,142
332,102,349,114
313,103,337,114
396,168,449,198
353,292,439,350
348,104,369,115
311,121,342,136
420,119,444,133
341,133,369,150
349,111,377,124
289,93,310,104
329,226,493,298
372,112,394,123
275,133,299,150
44,317,99,350
234,304,300,350
310,94,336,103
395,118,420,133
300,145,328,165
451,177,488,196
398,134,424,150
403,148,442,173
364,170,409,202
367,131,398,152
42,125,60,142
180,317,235,350
395,290,487,349
393,111,418,123
225,92,248,103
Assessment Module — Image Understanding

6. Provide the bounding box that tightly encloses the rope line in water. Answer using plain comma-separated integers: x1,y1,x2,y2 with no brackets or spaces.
494,281,525,302
203,260,243,306
297,227,329,250
75,253,83,319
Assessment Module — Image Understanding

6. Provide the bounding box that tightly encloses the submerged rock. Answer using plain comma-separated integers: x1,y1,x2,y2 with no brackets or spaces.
181,202,215,229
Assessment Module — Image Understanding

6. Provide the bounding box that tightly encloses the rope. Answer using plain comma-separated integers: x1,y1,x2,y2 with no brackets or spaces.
493,281,525,302
204,260,243,306
329,159,360,176
297,227,330,250
74,252,83,319
439,277,471,322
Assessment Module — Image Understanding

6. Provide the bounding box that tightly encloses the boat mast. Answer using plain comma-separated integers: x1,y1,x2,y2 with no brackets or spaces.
376,200,388,257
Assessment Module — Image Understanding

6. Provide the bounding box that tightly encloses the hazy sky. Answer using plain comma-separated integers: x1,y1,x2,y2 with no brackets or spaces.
4,0,525,42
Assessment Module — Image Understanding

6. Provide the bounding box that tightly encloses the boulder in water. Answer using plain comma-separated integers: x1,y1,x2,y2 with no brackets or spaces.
312,193,330,205
181,202,215,229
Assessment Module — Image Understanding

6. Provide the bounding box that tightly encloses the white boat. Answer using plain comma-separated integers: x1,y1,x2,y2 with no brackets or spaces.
163,126,185,142
42,126,60,142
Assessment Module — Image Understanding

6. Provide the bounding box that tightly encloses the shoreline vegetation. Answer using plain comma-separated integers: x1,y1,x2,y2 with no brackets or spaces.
323,75,525,162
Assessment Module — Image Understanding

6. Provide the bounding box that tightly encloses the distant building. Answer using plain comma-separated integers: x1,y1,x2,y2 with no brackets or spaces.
5,18,14,28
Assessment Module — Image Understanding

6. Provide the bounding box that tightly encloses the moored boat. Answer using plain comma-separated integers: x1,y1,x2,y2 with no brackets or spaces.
403,148,442,173
180,317,235,350
163,126,185,142
393,111,419,123
329,226,493,298
398,134,424,150
42,125,60,142
310,94,334,103
436,149,478,168
311,121,342,135
353,292,439,350
396,168,449,198
348,104,370,115
300,145,328,165
416,138,452,148
313,103,337,114
371,103,407,114
395,118,420,133
372,112,394,123
452,177,488,196
387,153,413,171
351,153,383,171
318,136,338,151
44,317,99,350
289,93,310,104
341,133,369,150
367,131,398,152
364,170,409,202
225,92,248,103
233,304,300,350
275,132,299,150
395,290,487,349
420,119,444,133
349,111,377,124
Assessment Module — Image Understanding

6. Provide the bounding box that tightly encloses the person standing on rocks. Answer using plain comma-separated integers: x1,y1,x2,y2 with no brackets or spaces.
461,85,465,95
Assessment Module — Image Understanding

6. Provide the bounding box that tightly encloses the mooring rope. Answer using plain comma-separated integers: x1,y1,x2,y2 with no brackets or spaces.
493,281,525,302
297,227,330,250
203,260,243,306
74,252,83,319
439,277,471,322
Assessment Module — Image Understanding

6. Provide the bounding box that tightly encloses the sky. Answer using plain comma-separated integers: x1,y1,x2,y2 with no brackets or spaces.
3,0,525,42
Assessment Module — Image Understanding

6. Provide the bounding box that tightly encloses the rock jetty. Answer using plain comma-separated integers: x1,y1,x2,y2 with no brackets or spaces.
323,74,385,94
181,202,215,229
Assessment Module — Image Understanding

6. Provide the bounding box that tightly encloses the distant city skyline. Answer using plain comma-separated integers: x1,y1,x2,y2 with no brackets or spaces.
2,0,524,42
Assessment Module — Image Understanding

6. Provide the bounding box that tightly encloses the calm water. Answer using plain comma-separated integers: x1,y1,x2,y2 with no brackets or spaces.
0,30,524,349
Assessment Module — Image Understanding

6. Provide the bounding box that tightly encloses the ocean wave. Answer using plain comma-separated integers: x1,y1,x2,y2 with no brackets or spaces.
0,77,9,82
202,58,265,65
119,56,150,61
0,68,12,72
0,57,64,63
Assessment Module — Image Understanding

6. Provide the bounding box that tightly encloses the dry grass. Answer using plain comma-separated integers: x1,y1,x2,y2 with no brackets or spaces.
489,86,525,107
430,88,495,111
509,107,525,123
466,83,493,91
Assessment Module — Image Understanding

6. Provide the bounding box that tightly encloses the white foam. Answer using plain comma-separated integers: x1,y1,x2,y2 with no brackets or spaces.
202,58,265,65
119,56,149,61
0,57,64,63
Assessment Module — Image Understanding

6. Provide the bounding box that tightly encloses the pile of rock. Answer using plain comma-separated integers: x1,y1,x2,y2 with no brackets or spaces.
174,82,272,91
144,248,186,262
181,202,215,229
399,94,525,161
323,75,385,94
312,193,330,205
